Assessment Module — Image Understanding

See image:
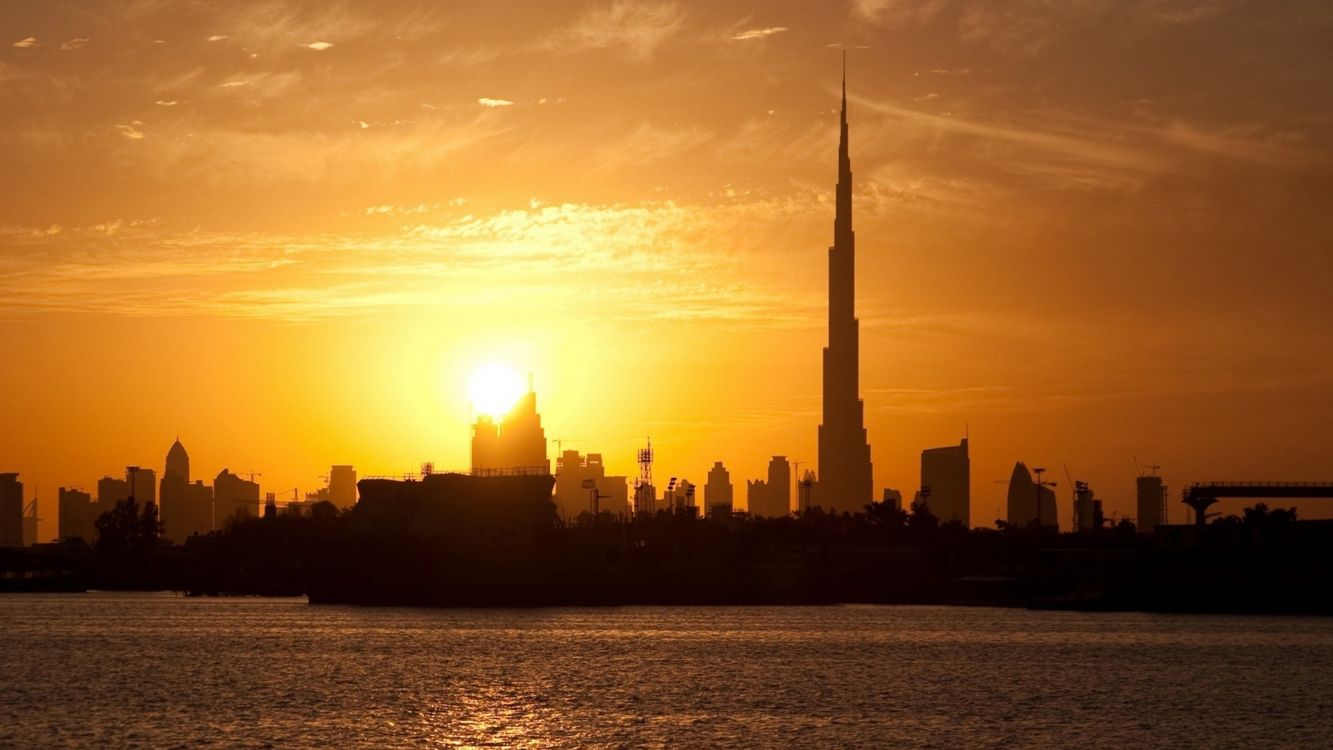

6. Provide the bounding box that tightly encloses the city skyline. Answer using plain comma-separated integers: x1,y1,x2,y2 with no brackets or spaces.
5,1,1333,541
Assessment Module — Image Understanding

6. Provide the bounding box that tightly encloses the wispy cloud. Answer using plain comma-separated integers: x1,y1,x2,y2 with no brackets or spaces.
60,38,90,51
477,97,514,108
115,123,145,140
303,41,333,51
731,26,788,41
207,35,228,42
12,37,39,49
548,0,688,63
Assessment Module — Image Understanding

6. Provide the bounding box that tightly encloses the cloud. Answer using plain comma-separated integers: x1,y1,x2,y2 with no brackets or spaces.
218,80,253,88
12,37,38,49
304,41,333,51
60,38,90,51
207,35,228,42
731,27,788,41
155,100,178,107
594,122,714,171
115,123,145,140
477,98,514,108
853,0,949,28
549,0,688,63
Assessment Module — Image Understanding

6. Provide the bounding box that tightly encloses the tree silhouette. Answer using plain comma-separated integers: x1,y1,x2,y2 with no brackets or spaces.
94,495,163,558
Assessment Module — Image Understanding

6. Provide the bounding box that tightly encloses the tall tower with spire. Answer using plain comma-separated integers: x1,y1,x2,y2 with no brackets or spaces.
816,56,874,513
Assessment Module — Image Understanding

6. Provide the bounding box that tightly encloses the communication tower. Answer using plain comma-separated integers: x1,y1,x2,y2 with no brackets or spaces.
634,438,655,514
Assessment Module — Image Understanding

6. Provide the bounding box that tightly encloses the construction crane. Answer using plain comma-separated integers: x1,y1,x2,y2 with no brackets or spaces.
241,470,262,484
1064,464,1078,529
1033,467,1057,527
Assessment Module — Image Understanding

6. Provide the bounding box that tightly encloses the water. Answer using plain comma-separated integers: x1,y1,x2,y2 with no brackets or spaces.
2,594,1332,748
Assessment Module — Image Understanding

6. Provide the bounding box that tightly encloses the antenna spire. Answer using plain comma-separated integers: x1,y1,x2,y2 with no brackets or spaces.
841,49,847,108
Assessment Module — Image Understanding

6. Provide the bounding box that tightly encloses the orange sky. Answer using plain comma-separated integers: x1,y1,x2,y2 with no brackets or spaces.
4,0,1333,539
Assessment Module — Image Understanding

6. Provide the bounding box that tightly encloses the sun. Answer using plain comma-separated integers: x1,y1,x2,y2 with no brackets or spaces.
468,363,525,419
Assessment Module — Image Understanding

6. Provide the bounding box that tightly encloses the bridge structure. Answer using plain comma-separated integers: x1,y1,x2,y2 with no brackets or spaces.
1182,482,1333,525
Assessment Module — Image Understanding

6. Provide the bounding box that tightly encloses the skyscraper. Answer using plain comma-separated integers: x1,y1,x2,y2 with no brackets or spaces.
328,465,358,509
920,438,970,525
58,487,97,543
160,438,190,543
470,383,550,476
0,473,23,547
214,469,260,528
1136,475,1167,533
816,58,874,514
705,461,733,518
1006,462,1058,530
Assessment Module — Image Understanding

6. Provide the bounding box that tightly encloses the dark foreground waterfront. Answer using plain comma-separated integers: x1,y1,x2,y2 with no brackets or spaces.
3,594,1332,748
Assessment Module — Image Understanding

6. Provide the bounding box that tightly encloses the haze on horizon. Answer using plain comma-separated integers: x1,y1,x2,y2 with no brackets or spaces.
4,0,1333,540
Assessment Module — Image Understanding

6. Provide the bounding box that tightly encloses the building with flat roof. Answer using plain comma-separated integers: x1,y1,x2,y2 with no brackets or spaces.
920,438,970,525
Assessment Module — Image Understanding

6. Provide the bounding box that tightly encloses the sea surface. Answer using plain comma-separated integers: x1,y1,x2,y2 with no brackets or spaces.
2,593,1332,748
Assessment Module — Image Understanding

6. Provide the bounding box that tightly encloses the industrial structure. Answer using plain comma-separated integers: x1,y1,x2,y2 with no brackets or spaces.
634,439,655,515
1182,482,1333,526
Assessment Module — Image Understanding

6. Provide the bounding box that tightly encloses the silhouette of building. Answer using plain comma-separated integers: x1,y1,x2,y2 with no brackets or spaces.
127,467,156,507
705,461,733,517
816,60,874,514
329,465,358,509
1136,475,1167,533
160,438,191,543
1006,462,1057,530
881,488,903,512
471,382,550,475
748,457,792,518
1073,481,1102,532
57,487,97,543
920,438,970,525
0,473,23,547
214,469,260,528
555,450,628,520
184,481,214,537
97,475,128,506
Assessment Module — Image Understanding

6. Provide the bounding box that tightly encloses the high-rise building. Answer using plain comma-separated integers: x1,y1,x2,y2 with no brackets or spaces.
160,438,191,543
1136,475,1167,533
1006,462,1058,530
749,457,792,518
471,384,550,475
768,456,791,516
214,469,260,528
705,462,733,517
183,481,214,538
97,476,129,506
328,465,357,509
127,467,156,507
745,478,768,517
58,487,97,543
1074,481,1099,532
816,60,874,514
920,438,970,525
0,473,23,547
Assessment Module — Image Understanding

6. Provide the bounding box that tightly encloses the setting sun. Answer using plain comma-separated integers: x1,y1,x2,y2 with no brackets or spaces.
469,364,525,419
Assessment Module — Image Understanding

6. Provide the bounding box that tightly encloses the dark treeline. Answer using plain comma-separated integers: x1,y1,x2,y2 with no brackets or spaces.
3,494,1331,614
